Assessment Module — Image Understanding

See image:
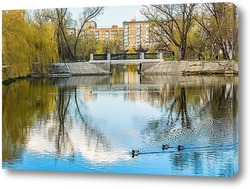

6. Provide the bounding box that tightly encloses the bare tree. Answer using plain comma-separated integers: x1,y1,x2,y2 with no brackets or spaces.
55,8,75,61
141,4,197,60
55,7,103,61
38,7,103,61
193,3,238,59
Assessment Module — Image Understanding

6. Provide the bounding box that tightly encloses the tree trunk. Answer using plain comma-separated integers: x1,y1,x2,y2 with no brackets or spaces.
178,45,186,60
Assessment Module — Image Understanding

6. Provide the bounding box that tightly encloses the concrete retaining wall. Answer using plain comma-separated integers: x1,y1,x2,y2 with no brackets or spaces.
141,62,156,72
47,62,111,76
32,61,238,78
67,62,110,75
142,61,238,75
90,63,110,72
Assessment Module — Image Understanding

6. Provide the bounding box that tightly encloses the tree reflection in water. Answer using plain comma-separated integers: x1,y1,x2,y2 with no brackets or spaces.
140,77,237,176
2,75,238,176
141,76,237,152
143,84,195,145
55,86,73,159
167,86,191,129
51,83,110,161
73,87,110,153
2,79,57,166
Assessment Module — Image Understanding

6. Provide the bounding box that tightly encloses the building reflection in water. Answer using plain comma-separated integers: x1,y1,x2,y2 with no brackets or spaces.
2,69,238,176
110,64,140,84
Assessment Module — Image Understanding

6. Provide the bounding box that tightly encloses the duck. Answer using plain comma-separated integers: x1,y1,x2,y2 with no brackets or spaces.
162,144,169,150
178,145,184,151
131,150,139,157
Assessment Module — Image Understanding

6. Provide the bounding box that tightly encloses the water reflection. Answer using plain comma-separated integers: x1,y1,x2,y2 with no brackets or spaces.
2,65,238,177
111,64,139,84
2,79,57,166
140,76,238,148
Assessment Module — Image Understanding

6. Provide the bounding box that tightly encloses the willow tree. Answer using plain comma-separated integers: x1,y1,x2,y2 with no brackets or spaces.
141,4,197,60
28,10,59,73
2,10,31,79
32,9,59,64
2,10,58,80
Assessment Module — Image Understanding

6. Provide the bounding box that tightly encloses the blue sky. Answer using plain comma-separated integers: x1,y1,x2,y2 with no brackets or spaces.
70,5,146,28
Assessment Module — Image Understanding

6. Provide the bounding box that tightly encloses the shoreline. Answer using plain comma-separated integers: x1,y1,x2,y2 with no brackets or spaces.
2,60,238,85
142,60,238,75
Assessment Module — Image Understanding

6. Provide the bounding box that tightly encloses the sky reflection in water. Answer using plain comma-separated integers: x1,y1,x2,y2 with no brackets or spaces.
2,65,238,177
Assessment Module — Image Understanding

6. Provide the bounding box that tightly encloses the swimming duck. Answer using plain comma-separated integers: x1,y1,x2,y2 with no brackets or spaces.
178,145,184,151
131,150,139,157
162,144,169,150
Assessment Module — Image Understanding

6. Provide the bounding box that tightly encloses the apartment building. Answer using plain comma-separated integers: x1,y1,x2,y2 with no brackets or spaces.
123,21,157,51
67,21,160,52
83,21,97,30
84,22,123,41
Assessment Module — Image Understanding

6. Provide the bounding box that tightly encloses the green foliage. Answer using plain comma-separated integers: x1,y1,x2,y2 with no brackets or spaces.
127,48,137,54
193,3,238,60
146,47,157,53
142,3,238,60
96,36,124,54
81,34,100,61
2,10,31,80
142,4,196,60
95,42,104,54
2,10,58,80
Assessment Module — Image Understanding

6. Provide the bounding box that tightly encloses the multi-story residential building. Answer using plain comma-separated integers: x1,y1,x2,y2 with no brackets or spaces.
83,21,97,30
67,21,161,52
123,21,157,51
84,22,123,41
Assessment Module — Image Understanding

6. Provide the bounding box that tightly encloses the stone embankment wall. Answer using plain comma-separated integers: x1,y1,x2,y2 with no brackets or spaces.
67,62,110,75
142,61,238,75
89,63,110,72
34,62,111,77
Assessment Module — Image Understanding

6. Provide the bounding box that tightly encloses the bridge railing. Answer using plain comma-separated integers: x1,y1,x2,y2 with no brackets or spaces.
93,54,107,60
111,53,140,60
110,54,125,60
145,53,158,59
90,52,164,62
125,53,141,60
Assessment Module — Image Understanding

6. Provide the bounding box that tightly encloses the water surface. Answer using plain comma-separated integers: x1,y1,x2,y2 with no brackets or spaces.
2,65,238,177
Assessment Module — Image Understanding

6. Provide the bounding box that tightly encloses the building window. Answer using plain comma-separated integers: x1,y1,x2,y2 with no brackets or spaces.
111,30,118,35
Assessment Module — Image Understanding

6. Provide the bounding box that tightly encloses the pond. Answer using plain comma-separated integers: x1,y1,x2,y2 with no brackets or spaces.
2,64,238,177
